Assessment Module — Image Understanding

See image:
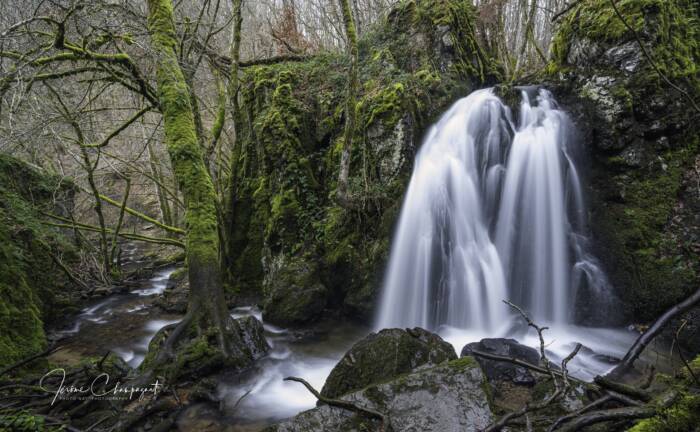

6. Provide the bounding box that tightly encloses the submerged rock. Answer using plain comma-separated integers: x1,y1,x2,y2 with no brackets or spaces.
461,338,540,386
266,357,492,432
321,327,457,399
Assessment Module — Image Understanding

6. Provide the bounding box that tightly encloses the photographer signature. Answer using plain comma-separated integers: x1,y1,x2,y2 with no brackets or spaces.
40,368,163,406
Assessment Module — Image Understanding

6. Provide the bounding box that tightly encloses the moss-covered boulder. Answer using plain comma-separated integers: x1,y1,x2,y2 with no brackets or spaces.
320,327,457,399
226,0,501,321
266,357,492,432
0,153,78,369
546,0,699,324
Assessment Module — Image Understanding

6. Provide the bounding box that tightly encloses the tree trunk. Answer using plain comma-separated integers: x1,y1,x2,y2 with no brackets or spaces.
146,0,236,355
336,0,359,206
222,0,244,288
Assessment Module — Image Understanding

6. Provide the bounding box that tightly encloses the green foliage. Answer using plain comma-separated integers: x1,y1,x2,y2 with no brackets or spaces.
0,154,77,369
596,141,698,320
227,0,500,309
551,0,700,91
0,409,59,432
629,356,700,432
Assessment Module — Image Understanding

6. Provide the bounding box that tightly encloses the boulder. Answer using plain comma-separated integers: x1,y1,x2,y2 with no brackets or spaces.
321,327,457,399
234,315,269,361
262,255,328,327
266,357,492,432
461,338,540,386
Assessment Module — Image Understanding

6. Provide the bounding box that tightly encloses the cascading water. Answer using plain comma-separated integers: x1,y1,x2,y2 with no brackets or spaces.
376,87,615,333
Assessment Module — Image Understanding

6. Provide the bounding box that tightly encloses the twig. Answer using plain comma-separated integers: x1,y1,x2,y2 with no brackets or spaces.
551,0,582,22
640,365,655,390
503,300,556,385
284,376,390,431
484,304,582,432
230,389,251,413
673,320,700,386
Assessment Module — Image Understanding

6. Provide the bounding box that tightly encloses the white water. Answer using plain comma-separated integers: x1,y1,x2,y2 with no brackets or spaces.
377,87,619,337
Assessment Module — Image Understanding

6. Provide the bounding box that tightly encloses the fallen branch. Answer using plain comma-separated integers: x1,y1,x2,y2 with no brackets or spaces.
593,376,652,402
613,287,700,375
0,346,64,377
556,405,656,432
468,349,581,383
284,376,390,431
548,395,612,432
484,302,582,432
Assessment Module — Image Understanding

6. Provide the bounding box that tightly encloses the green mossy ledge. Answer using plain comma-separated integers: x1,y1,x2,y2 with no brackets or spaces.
545,0,699,324
0,154,78,369
227,0,500,323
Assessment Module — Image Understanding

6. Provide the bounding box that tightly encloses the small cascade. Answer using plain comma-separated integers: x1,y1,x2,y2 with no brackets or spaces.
376,87,615,332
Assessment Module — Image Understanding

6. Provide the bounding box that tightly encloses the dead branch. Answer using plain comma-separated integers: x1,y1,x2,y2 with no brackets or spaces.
284,376,391,431
484,303,582,432
0,346,64,377
613,287,700,375
556,405,656,432
593,376,652,402
547,395,612,432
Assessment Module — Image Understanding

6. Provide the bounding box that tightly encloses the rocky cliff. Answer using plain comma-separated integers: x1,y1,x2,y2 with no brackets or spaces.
545,0,699,326
227,0,500,324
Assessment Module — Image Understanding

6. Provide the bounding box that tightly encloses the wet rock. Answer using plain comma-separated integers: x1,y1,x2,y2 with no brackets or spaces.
266,357,492,432
155,269,188,313
321,327,457,399
262,255,328,327
461,338,540,386
603,41,642,73
235,315,269,361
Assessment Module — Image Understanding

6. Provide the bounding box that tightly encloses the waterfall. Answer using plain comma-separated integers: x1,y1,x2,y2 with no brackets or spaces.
376,87,613,332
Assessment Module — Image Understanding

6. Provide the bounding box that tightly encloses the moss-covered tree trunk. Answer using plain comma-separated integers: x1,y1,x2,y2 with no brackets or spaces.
146,0,237,358
336,0,359,205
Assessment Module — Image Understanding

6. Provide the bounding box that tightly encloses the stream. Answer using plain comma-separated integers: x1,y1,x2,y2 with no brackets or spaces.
48,265,669,431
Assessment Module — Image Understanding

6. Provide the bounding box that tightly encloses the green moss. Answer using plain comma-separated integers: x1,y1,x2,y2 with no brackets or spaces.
0,154,77,370
595,140,698,320
551,0,699,92
630,393,700,432
226,0,501,309
0,409,54,431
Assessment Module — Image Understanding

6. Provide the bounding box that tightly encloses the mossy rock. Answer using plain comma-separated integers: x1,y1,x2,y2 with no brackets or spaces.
545,0,700,323
320,327,457,399
262,255,328,327
266,356,492,432
0,153,78,370
227,0,502,320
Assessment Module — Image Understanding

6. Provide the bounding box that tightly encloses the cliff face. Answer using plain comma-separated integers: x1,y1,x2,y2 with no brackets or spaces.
229,0,699,329
228,0,500,324
546,0,699,325
0,154,78,368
